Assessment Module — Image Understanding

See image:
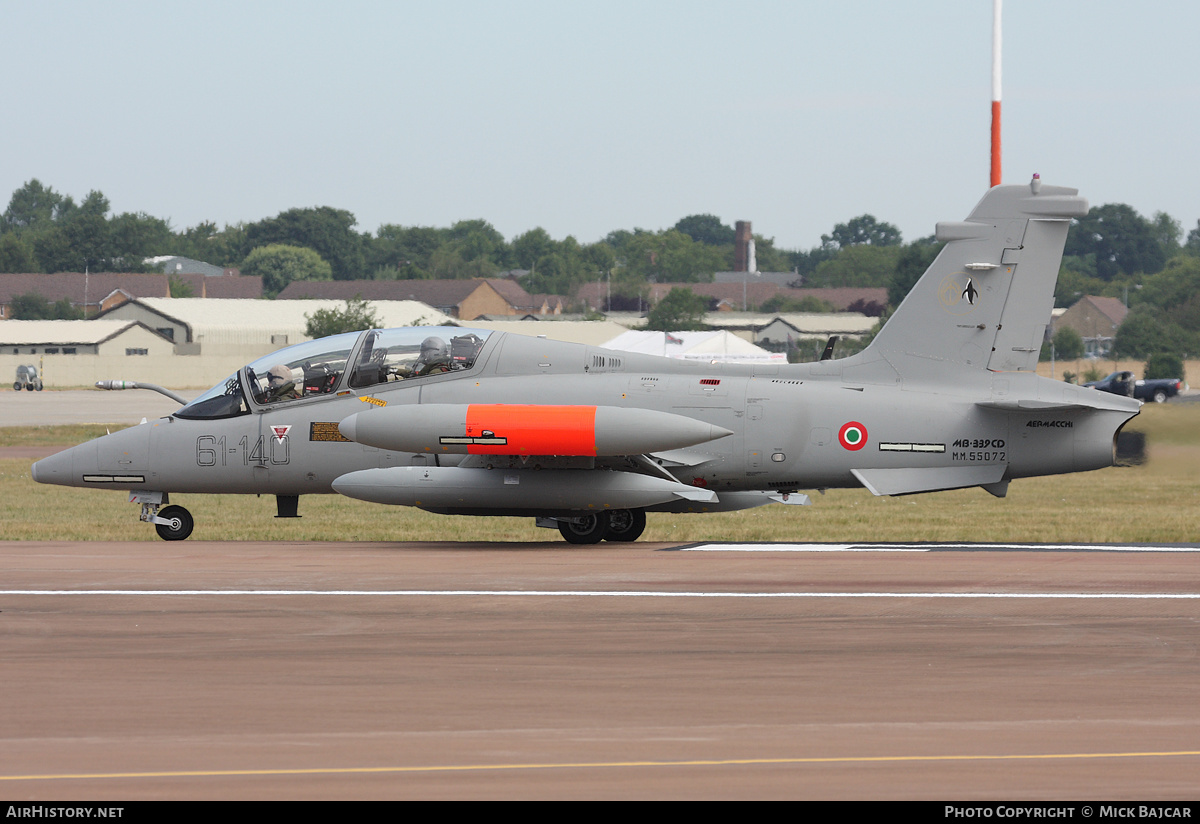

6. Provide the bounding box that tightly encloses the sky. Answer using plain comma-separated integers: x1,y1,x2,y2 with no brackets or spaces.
4,0,1199,251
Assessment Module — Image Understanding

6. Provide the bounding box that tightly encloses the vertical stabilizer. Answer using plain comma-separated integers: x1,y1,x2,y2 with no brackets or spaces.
869,178,1087,373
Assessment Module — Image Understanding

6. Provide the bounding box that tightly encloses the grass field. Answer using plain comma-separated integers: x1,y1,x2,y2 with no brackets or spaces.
3,404,1197,543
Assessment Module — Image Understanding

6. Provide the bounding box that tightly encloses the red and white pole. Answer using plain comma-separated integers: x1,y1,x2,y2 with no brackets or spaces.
990,0,1002,187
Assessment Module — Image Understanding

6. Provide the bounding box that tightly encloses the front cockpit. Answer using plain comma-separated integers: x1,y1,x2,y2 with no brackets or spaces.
174,327,492,420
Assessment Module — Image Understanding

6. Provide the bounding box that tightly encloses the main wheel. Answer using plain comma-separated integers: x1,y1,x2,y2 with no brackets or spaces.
155,505,194,541
605,509,646,542
12,382,19,391
1153,389,1168,404
557,513,610,544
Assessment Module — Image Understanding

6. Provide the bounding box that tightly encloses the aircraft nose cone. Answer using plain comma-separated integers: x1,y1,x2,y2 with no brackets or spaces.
338,414,358,443
31,446,78,486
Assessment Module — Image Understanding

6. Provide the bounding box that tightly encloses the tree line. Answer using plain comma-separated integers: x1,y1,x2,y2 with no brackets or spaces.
0,179,940,302
4,177,1200,338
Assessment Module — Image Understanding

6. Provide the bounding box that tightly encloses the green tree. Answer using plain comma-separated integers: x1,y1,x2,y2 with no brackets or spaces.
110,211,173,265
760,294,835,314
1065,204,1167,280
173,221,247,268
1053,264,1108,308
9,293,82,320
511,227,557,269
673,214,734,247
0,233,37,272
31,224,77,273
644,287,708,331
1113,306,1194,359
3,179,65,230
304,296,380,339
1136,256,1200,315
168,274,195,298
1185,220,1200,254
808,244,902,288
1144,352,1185,382
621,230,724,283
822,215,902,249
446,219,508,269
1050,327,1084,360
1153,212,1182,257
245,206,365,280
242,244,333,297
368,224,444,278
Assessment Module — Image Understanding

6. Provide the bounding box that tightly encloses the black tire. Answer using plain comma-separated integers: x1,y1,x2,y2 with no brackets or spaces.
1153,390,1168,404
34,382,43,391
12,382,19,391
604,509,646,542
155,505,194,541
557,513,610,544
24,384,33,391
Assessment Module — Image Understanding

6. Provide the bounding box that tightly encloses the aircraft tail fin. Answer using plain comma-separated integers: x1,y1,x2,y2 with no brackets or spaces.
868,177,1087,373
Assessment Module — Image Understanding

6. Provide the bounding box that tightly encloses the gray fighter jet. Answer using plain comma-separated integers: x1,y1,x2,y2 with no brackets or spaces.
32,178,1141,543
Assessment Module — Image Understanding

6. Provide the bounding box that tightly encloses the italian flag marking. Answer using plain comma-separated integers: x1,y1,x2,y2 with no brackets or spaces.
838,421,868,451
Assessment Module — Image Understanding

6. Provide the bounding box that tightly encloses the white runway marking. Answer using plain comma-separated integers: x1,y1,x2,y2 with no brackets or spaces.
2,590,1198,599
682,543,1200,552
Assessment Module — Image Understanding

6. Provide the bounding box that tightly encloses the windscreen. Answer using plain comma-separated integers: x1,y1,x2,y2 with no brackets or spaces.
175,373,250,419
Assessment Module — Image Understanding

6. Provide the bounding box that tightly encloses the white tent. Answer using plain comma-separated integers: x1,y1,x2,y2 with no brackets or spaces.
600,329,785,363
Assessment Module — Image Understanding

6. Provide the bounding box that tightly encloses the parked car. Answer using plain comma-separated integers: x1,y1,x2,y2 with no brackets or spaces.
13,364,43,391
1084,371,1185,403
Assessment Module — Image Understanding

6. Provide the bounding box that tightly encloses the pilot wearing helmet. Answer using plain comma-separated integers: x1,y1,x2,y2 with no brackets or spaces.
411,336,452,376
264,363,299,401
394,336,452,379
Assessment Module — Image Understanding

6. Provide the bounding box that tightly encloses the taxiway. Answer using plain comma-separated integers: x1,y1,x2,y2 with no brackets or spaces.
1,540,1198,799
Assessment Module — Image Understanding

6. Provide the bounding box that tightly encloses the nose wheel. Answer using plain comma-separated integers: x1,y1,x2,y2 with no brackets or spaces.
153,505,194,541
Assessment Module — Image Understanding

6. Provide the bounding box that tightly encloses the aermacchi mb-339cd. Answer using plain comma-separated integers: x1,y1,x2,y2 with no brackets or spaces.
33,178,1140,543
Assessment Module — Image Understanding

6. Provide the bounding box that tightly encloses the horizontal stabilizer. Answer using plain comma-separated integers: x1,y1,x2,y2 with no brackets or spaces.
852,465,1006,497
976,399,1095,412
976,394,1141,413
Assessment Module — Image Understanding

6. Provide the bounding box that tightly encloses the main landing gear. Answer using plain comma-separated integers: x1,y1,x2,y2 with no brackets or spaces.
554,509,647,544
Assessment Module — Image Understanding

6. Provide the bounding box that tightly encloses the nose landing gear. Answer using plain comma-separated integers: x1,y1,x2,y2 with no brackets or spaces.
131,492,195,541
153,505,194,541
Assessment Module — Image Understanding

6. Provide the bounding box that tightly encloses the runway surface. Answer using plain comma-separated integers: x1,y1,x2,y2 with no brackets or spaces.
2,539,1199,800
0,388,195,427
